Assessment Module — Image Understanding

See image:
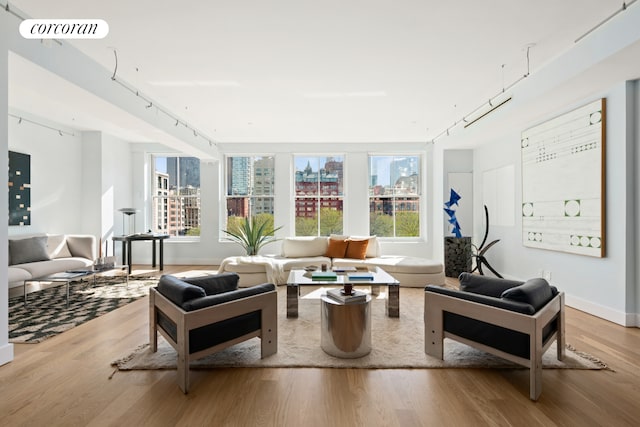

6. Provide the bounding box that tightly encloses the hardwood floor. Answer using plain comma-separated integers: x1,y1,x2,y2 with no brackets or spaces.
2,266,639,426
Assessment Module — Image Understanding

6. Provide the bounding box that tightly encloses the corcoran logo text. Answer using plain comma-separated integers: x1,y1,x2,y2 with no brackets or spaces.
19,19,109,39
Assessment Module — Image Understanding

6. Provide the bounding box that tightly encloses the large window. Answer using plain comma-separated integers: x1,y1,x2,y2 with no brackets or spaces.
369,155,421,237
295,156,344,236
225,156,275,231
152,156,201,237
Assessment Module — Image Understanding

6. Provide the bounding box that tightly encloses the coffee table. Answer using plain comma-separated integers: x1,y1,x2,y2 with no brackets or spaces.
286,266,400,318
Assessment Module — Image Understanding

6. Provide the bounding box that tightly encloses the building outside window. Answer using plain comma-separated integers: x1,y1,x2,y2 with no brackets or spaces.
152,156,201,237
369,155,421,237
225,156,275,232
295,156,344,236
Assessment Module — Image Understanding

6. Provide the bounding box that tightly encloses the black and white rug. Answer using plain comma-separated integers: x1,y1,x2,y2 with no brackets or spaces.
9,277,157,343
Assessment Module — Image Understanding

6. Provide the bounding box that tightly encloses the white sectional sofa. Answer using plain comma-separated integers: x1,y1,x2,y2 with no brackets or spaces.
219,236,444,287
8,234,97,289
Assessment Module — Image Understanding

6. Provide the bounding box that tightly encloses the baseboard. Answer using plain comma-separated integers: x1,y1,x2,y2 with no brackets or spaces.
565,294,636,327
0,342,14,366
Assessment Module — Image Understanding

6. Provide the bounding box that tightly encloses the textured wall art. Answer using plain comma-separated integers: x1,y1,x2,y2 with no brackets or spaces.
521,99,605,257
8,150,31,226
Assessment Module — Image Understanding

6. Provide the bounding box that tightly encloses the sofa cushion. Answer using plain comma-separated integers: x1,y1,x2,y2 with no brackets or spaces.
9,236,51,265
331,235,380,257
17,258,93,279
345,239,369,260
501,278,555,311
183,273,239,296
158,275,206,306
282,237,328,258
458,273,524,298
325,238,349,258
47,234,73,259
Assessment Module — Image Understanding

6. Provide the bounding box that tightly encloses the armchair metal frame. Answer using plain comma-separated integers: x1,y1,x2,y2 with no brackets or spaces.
150,286,277,393
424,289,565,400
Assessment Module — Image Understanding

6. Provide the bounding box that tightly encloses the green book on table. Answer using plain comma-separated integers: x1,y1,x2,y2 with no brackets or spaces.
311,271,338,280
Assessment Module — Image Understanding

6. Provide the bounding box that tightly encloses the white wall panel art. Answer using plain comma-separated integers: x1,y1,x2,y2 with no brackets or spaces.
521,98,605,257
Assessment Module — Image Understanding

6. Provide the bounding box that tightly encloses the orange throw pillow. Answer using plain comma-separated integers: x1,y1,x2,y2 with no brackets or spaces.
325,238,349,258
345,239,369,260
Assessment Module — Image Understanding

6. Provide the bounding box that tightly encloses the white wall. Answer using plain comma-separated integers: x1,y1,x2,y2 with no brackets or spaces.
8,111,84,236
471,82,637,325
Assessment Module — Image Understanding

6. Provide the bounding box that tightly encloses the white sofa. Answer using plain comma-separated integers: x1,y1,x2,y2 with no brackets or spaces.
219,236,445,288
8,234,97,289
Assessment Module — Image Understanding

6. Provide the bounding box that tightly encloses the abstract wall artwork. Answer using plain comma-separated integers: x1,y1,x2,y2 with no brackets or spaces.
521,99,605,257
8,150,31,226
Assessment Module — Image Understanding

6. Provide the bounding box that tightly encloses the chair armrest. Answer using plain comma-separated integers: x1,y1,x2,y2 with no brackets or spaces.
425,285,535,315
183,283,276,311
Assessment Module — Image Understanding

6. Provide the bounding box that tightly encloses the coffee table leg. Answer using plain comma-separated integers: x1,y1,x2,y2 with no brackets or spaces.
24,280,28,305
287,284,299,318
386,283,400,317
66,280,70,309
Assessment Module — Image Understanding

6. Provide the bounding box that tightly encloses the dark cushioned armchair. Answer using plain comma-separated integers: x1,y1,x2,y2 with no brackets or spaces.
424,273,565,400
149,273,277,393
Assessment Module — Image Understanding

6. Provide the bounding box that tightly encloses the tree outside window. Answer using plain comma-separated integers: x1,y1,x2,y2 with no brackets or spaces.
152,156,201,237
295,156,344,236
369,155,421,237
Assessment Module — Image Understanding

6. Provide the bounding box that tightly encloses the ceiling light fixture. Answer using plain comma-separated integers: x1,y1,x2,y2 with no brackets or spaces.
108,48,217,151
576,0,637,43
8,113,75,136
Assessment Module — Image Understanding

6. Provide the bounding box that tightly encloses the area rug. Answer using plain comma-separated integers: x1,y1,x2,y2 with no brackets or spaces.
112,287,608,371
9,277,157,343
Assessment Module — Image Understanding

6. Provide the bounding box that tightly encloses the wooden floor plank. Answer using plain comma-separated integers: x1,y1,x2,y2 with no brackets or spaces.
1,266,639,426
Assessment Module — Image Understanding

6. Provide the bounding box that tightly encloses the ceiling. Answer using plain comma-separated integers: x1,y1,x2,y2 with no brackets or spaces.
6,0,634,148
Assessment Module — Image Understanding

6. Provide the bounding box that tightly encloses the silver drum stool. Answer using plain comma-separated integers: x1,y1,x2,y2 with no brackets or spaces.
320,294,372,358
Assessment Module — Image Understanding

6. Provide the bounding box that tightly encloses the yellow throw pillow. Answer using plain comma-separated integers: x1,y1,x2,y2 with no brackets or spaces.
325,238,349,258
345,239,369,260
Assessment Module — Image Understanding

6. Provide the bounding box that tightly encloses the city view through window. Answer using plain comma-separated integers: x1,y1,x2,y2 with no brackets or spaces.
151,154,421,239
153,156,201,237
295,156,344,236
226,156,276,234
369,155,421,237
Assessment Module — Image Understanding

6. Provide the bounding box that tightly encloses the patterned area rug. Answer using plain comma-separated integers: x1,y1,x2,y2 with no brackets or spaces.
9,277,157,343
113,287,609,371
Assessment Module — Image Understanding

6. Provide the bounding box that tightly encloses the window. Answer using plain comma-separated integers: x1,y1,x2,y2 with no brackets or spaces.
152,156,201,237
369,155,420,237
295,156,344,236
225,156,275,231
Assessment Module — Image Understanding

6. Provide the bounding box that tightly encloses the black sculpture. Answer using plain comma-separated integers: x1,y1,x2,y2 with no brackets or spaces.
471,205,502,278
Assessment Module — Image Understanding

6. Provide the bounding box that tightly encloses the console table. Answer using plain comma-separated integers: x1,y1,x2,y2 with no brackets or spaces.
112,234,170,274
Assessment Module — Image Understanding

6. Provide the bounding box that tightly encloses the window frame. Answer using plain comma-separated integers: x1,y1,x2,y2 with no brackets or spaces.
368,154,423,239
223,154,277,234
293,154,345,237
150,154,202,240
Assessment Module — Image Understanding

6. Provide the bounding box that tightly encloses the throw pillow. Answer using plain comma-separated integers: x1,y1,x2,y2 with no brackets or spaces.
325,238,349,258
458,272,523,298
184,273,239,296
345,239,369,260
158,275,206,305
9,236,51,265
501,278,554,311
47,235,73,259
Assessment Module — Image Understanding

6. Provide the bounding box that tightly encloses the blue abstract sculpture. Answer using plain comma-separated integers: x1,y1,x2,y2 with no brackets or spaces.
444,188,462,237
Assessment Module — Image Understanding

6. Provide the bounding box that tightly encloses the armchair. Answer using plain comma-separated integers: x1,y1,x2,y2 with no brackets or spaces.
424,273,564,400
149,273,277,393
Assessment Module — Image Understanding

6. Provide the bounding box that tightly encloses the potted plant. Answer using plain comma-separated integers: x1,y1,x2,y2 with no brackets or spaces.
222,215,282,256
